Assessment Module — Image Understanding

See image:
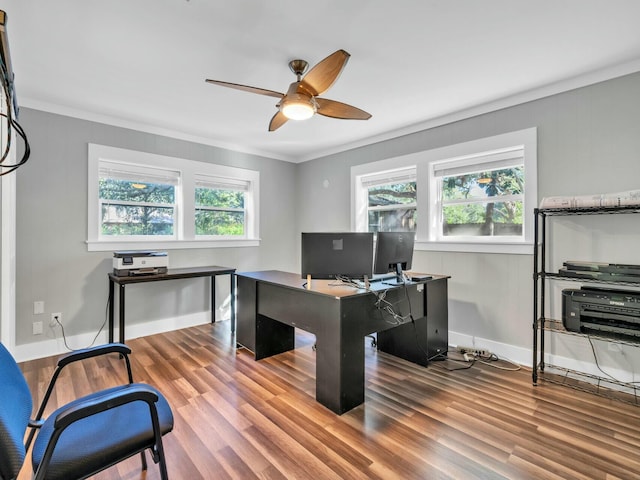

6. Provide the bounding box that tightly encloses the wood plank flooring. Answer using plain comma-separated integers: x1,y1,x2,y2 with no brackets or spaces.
17,321,640,479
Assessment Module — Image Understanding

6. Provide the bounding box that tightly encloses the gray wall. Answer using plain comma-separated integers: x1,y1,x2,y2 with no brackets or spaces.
12,71,640,372
15,109,297,349
296,72,640,365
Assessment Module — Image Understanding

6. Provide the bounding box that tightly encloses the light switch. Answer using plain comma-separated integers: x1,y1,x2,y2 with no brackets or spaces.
34,301,45,315
33,321,43,335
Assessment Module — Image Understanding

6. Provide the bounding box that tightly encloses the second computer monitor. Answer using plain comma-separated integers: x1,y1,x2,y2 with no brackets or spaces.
374,231,416,279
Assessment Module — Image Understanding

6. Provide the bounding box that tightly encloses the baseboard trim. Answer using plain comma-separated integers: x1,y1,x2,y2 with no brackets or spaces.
14,312,213,363
449,331,530,365
449,330,638,392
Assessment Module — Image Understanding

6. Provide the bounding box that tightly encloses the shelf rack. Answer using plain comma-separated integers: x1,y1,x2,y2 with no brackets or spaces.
538,363,640,406
532,205,640,405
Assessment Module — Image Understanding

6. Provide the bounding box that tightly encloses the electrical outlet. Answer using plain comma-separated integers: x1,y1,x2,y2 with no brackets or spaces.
33,321,43,335
50,312,62,327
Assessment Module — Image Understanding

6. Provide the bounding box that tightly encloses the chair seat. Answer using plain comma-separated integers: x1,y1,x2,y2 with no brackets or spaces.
31,383,173,480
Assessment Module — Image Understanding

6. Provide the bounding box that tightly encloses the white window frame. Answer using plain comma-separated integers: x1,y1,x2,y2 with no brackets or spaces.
87,144,260,251
194,174,252,239
98,160,181,241
355,166,417,233
352,128,537,255
431,146,526,243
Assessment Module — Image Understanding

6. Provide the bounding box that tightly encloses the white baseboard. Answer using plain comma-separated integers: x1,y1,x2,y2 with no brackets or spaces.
449,331,531,365
14,312,212,363
449,330,639,393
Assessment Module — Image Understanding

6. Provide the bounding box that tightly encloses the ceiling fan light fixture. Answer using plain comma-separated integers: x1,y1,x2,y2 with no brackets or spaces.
206,49,370,130
280,93,316,120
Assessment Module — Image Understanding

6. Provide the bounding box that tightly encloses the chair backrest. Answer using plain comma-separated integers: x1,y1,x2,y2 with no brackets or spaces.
0,343,33,480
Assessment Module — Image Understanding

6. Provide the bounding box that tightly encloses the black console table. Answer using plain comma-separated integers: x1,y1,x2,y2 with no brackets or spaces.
108,266,236,344
236,270,449,414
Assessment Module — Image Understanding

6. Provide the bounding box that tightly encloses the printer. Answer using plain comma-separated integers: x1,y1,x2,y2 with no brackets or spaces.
113,251,168,276
562,287,640,341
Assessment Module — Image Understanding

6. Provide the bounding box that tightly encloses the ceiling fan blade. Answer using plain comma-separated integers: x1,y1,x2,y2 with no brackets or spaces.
298,49,350,97
205,79,283,99
268,111,289,131
315,98,371,120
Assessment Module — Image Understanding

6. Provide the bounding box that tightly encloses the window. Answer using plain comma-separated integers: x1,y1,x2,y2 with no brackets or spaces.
88,144,260,251
194,175,248,237
363,168,416,233
99,161,180,238
434,148,524,239
352,128,537,254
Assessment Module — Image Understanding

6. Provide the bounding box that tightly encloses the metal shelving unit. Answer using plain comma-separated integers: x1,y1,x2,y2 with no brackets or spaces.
532,205,640,404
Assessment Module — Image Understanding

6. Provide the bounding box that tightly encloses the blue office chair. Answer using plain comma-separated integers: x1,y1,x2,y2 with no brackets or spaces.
0,341,173,480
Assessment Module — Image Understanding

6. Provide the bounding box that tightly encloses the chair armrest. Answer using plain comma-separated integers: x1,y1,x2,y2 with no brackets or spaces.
34,384,167,479
56,343,131,368
53,384,159,431
25,343,135,452
25,343,133,450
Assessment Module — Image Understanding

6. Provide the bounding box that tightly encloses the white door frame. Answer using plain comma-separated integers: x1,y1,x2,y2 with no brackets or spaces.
0,114,17,352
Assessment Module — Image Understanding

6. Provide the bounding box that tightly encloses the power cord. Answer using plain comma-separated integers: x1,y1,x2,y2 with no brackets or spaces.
587,335,640,385
477,353,521,371
337,275,439,364
335,275,413,326
439,349,521,372
324,277,524,374
0,55,30,176
440,349,476,371
52,296,109,351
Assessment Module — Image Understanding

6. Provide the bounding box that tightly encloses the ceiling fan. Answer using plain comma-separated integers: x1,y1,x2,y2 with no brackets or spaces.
205,49,371,131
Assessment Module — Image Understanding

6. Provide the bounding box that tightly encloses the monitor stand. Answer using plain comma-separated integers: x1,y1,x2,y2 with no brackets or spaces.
382,263,406,285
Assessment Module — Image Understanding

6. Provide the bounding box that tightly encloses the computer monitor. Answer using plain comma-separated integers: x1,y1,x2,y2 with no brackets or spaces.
373,231,416,281
301,232,374,280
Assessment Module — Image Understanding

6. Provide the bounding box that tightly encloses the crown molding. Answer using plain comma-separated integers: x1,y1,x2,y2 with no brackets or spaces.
19,57,640,164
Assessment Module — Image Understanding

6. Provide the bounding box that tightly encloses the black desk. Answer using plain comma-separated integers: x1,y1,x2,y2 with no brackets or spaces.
108,266,236,344
236,270,449,414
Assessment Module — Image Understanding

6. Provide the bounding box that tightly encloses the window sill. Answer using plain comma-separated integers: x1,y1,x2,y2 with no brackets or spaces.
415,240,533,255
86,238,260,252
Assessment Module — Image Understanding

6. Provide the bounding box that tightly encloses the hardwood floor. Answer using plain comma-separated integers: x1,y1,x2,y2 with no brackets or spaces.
17,321,640,480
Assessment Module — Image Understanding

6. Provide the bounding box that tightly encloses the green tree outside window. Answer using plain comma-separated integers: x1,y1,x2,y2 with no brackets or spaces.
100,179,175,236
442,166,524,236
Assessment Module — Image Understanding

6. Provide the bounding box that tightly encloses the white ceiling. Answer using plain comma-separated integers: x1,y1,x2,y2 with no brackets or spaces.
4,0,640,162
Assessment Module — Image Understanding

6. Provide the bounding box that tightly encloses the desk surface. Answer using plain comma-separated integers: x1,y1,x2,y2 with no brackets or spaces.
109,265,236,285
237,270,449,299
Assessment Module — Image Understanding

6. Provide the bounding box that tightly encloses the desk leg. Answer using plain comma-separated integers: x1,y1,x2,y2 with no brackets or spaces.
230,273,236,333
118,284,126,344
211,275,216,324
315,328,365,415
108,279,115,343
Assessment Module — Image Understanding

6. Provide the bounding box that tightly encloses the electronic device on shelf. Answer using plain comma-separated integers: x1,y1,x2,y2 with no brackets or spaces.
563,261,640,275
301,232,373,280
113,251,168,276
373,231,416,285
559,261,640,283
562,286,640,341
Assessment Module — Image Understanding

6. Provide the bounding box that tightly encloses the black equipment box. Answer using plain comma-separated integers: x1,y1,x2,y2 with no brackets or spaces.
562,287,640,341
